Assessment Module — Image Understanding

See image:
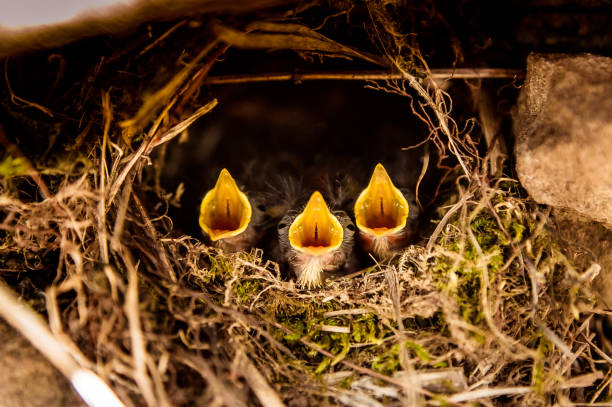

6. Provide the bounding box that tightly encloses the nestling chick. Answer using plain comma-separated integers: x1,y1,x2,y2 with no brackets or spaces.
199,168,264,252
354,163,419,258
278,191,355,288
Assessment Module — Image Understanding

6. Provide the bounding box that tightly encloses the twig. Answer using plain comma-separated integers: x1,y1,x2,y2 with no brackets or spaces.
4,59,54,117
524,254,576,359
323,308,369,317
0,279,80,378
321,325,351,333
122,249,160,407
173,289,297,360
98,91,112,265
131,193,176,282
138,20,186,57
120,40,218,129
0,279,125,407
215,23,385,67
469,84,507,177
147,98,218,153
235,350,286,407
583,334,612,365
401,69,472,179
425,191,473,256
447,386,531,403
107,97,175,205
385,265,421,405
414,142,429,211
176,351,244,406
175,47,227,114
203,68,523,85
108,98,217,205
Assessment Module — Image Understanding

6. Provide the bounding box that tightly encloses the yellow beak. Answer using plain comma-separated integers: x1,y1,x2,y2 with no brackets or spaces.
288,191,344,256
199,169,252,241
354,163,409,237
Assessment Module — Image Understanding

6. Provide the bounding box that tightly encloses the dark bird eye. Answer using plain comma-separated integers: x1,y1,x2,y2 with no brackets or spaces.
346,224,355,231
257,204,266,212
277,223,287,230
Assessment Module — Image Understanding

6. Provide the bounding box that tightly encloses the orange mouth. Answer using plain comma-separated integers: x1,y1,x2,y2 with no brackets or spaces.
354,163,409,237
199,169,252,241
288,191,344,256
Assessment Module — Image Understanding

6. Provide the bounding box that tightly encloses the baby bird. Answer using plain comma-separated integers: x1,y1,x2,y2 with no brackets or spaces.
354,163,419,258
278,191,355,288
199,168,264,252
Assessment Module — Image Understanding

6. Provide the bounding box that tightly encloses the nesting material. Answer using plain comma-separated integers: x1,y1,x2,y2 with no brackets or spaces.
0,3,606,406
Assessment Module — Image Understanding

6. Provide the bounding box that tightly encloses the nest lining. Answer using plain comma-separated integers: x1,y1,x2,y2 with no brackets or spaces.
0,1,606,406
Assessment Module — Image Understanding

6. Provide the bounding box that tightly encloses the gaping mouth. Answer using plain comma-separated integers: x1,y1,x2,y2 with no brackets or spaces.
354,163,409,237
199,168,252,241
289,191,344,256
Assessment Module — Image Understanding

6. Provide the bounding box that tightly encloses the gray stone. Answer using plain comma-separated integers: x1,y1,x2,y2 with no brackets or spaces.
514,53,612,225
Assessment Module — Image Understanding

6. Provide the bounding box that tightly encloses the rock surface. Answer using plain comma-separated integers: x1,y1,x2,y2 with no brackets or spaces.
513,53,612,226
0,322,84,407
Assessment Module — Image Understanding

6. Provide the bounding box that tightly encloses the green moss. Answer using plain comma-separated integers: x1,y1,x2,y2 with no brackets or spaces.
233,279,261,303
433,202,530,336
338,374,355,389
406,340,432,362
511,221,526,243
372,345,401,375
471,214,506,249
272,306,394,375
533,336,552,395
203,253,235,283
0,156,28,178
372,339,441,375
351,314,385,345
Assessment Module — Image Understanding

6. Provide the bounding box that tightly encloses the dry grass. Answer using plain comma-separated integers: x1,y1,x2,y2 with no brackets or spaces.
0,1,609,406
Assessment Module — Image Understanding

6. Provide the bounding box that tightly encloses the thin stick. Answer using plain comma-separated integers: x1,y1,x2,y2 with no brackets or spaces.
0,280,80,378
425,191,473,256
175,351,243,406
122,249,160,407
4,59,54,117
236,350,286,407
147,98,218,153
0,279,125,407
203,68,524,85
107,98,217,205
132,193,177,282
138,21,186,57
121,40,219,129
323,308,369,317
414,142,429,211
447,386,531,403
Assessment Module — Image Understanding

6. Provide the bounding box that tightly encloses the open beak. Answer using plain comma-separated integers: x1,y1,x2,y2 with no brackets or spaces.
289,191,344,256
354,163,409,237
199,169,252,241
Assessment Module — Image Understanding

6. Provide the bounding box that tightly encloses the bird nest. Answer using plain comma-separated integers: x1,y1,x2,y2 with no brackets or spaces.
0,1,605,406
